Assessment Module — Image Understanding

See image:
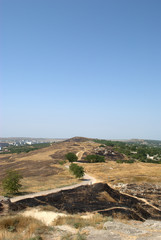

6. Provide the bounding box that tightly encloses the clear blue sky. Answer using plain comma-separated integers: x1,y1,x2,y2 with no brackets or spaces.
1,0,161,140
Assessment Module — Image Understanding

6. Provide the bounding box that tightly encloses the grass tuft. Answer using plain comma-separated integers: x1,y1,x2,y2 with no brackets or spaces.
53,213,110,230
0,215,49,240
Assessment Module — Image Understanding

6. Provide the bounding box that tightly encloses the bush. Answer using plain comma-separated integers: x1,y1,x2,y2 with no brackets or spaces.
85,154,105,163
59,160,66,165
69,163,84,179
2,170,23,195
116,159,134,164
65,152,78,162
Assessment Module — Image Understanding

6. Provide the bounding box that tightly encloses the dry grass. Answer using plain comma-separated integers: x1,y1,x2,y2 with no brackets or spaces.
20,166,80,193
53,213,110,230
2,139,161,195
97,191,116,203
0,141,99,195
0,165,79,195
80,161,161,185
61,232,87,240
37,205,65,213
0,214,49,240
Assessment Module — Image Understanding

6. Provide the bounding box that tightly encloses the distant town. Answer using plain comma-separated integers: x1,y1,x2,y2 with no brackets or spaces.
0,137,65,152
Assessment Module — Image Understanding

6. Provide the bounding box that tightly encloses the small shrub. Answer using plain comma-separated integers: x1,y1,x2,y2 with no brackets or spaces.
116,159,134,164
7,225,17,232
76,232,86,240
65,152,78,162
85,155,105,163
69,163,84,179
59,160,66,165
116,160,123,163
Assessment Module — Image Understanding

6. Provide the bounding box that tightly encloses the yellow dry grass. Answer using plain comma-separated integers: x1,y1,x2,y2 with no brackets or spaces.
2,139,161,195
80,161,161,185
0,165,79,195
6,140,99,162
0,141,99,195
0,214,47,240
20,166,80,193
97,191,116,203
53,213,109,229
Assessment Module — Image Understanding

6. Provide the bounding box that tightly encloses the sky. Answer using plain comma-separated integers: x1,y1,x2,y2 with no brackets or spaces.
1,0,161,140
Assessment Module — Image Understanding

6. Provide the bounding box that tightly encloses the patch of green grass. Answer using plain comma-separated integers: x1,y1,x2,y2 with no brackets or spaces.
59,160,67,165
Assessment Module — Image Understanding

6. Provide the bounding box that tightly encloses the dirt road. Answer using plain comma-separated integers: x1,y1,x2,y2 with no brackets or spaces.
11,171,97,203
11,151,96,203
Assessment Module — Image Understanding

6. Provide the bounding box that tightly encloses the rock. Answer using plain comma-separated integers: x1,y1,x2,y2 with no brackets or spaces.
0,196,11,215
104,221,147,236
85,227,122,240
0,196,10,203
85,220,161,240
136,234,161,240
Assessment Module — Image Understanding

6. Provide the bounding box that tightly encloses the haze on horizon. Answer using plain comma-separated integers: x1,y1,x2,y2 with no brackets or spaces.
1,0,161,140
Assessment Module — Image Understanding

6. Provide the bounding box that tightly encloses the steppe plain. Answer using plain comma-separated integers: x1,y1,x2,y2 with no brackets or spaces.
1,137,161,240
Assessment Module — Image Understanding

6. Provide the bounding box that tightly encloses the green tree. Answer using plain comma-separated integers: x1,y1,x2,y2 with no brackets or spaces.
85,154,105,163
69,163,84,179
65,152,78,162
2,170,23,195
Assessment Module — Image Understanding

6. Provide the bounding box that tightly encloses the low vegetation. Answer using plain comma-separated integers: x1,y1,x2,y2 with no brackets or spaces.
0,143,51,154
65,152,78,162
53,213,111,229
69,163,85,179
61,232,86,240
116,159,135,164
85,154,105,163
0,215,49,240
2,170,23,195
94,139,161,163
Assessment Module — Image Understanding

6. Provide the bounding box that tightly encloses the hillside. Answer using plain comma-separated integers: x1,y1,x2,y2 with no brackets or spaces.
1,137,161,239
1,137,161,195
0,138,99,194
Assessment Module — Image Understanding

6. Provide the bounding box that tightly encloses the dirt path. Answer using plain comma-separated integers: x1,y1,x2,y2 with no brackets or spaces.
11,167,98,203
76,150,84,161
11,150,98,203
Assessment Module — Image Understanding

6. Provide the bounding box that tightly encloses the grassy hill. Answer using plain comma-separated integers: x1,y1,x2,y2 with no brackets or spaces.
0,137,161,196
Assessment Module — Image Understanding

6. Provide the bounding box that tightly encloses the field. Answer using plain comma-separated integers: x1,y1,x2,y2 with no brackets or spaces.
1,137,161,196
80,161,161,185
0,139,99,195
1,137,161,240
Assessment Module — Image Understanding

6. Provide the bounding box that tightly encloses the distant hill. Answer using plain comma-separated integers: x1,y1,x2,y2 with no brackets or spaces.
65,136,92,142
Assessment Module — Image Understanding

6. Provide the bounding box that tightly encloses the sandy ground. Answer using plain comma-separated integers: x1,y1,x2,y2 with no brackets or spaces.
21,208,67,225
21,208,94,234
